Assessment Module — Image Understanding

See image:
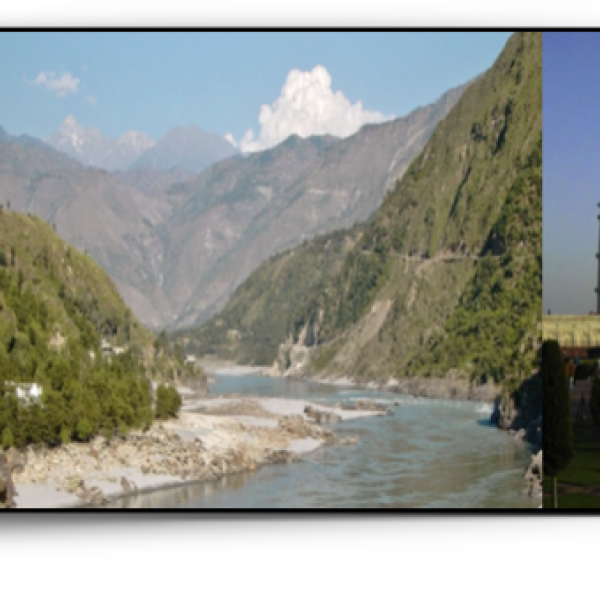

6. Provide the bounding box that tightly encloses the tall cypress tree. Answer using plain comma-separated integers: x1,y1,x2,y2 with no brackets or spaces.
542,339,574,509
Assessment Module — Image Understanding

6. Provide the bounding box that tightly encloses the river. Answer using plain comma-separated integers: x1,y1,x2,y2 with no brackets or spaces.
105,374,538,509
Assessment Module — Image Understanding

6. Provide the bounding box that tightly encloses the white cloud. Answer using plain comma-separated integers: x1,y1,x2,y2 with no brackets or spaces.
238,65,392,153
224,133,237,148
32,70,80,97
87,95,98,106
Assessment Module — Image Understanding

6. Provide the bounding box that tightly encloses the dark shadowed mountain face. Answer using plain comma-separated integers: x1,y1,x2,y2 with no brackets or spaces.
45,115,155,171
130,125,239,173
0,81,466,331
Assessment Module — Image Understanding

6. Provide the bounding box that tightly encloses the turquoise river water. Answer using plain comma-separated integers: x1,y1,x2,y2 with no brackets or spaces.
105,374,538,509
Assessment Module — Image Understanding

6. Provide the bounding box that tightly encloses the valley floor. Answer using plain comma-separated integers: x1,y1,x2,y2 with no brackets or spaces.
200,358,502,402
13,390,387,509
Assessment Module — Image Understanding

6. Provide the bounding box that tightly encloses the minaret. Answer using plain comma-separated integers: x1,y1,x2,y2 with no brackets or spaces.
596,202,600,314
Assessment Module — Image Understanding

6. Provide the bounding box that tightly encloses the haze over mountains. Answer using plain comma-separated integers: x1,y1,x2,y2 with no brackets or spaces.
1,82,466,330
45,116,155,171
130,126,239,172
45,116,238,172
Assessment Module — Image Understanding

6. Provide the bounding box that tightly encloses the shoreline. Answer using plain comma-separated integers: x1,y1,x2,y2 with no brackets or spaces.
212,367,542,507
198,358,502,403
13,395,388,509
11,369,540,509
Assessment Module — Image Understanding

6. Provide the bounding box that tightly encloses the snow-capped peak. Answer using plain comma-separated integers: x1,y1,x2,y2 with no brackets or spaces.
58,115,87,150
46,117,155,171
61,114,81,131
117,130,155,152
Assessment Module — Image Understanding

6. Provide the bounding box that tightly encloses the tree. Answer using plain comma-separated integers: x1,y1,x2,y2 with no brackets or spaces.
75,418,93,442
542,340,574,509
2,426,14,450
60,425,71,445
155,384,182,420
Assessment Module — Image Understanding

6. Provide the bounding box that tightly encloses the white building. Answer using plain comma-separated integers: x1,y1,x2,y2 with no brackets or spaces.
184,354,197,365
101,339,113,357
4,382,44,407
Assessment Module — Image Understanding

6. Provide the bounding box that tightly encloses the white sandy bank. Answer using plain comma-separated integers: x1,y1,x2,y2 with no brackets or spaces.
206,366,266,376
14,396,385,509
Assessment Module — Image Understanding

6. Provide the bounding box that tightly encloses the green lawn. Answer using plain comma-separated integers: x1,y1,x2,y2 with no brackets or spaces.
543,420,600,509
545,494,600,510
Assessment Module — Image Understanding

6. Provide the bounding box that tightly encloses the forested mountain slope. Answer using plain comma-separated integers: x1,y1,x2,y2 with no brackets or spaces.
180,225,364,365
185,32,542,400
0,211,188,448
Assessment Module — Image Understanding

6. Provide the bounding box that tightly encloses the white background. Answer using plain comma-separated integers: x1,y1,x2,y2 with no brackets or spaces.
1,514,598,598
1,1,600,26
2,3,599,596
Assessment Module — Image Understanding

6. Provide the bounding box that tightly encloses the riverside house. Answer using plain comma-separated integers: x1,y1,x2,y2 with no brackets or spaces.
3,382,44,407
101,339,113,358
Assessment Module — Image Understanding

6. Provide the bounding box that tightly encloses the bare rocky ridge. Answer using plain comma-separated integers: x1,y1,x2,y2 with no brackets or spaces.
170,84,466,328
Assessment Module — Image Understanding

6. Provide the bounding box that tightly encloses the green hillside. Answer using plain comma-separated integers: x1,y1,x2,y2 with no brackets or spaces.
181,225,364,365
0,210,189,448
403,134,541,392
184,32,542,397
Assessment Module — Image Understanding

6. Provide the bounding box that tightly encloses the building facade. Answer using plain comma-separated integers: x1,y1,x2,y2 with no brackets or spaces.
542,315,600,357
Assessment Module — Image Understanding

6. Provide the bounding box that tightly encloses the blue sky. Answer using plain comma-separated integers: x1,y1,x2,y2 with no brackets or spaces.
0,31,511,149
543,32,600,315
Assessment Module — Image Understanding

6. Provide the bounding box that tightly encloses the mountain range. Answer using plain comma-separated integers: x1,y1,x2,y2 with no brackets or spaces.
0,128,191,327
1,82,466,330
130,125,239,172
45,116,155,171
44,116,238,172
164,83,466,328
